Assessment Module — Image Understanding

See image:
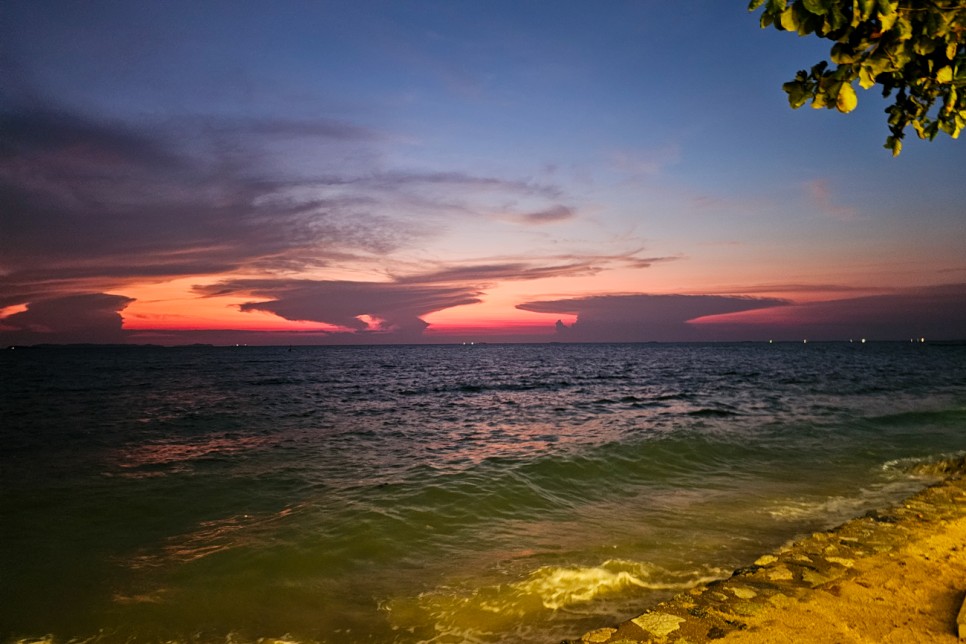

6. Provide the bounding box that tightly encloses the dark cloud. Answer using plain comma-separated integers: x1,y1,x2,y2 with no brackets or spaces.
519,205,575,224
394,251,674,285
0,103,575,318
0,106,419,301
0,107,181,168
0,293,134,344
394,260,601,285
695,284,966,341
692,283,885,296
195,279,482,338
210,117,384,142
517,293,789,342
365,171,562,199
620,255,680,270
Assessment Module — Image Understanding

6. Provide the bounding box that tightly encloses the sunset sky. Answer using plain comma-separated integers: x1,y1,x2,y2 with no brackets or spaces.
2,0,965,345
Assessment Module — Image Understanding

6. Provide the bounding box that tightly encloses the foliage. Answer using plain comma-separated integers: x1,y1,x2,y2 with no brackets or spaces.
749,0,966,155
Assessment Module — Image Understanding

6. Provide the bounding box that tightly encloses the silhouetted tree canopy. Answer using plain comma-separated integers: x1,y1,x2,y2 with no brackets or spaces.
750,0,966,155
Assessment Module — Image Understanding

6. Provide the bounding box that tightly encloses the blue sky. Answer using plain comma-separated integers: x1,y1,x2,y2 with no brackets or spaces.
2,1,964,344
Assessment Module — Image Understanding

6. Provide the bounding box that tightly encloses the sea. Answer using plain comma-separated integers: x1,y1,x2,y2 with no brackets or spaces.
2,342,965,644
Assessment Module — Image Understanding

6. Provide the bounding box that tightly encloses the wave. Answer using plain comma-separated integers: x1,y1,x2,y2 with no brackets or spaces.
864,407,966,430
385,559,722,643
765,451,966,525
880,451,966,477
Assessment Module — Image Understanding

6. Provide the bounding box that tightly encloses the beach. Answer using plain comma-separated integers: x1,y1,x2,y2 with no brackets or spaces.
570,457,966,644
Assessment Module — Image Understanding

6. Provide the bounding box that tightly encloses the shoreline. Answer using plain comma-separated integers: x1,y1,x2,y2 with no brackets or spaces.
567,456,966,644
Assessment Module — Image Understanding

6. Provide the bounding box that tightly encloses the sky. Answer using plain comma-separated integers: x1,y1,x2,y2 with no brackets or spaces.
2,0,965,345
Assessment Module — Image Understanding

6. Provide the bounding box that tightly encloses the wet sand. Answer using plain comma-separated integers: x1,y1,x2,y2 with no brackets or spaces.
568,457,966,643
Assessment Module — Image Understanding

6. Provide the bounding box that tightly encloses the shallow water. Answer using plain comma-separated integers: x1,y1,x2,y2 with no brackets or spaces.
2,342,965,643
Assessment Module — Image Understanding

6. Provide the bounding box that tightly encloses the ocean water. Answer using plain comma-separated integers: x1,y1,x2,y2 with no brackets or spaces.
2,342,965,644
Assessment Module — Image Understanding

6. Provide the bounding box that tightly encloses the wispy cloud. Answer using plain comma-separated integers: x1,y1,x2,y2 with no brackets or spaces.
0,103,575,317
683,282,886,297
805,179,859,221
0,106,411,289
394,261,598,285
517,204,575,225
394,250,676,285
608,145,682,178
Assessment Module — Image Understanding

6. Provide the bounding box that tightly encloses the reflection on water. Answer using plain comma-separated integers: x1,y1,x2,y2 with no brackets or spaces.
126,505,299,570
2,343,966,643
109,433,275,476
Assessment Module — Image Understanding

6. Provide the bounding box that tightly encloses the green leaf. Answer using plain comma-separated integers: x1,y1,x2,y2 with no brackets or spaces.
914,39,938,56
831,43,859,64
939,116,963,138
836,83,858,112
826,4,848,32
783,80,811,108
756,0,966,154
797,5,822,35
780,6,798,31
875,0,896,18
802,0,829,16
879,8,898,31
858,65,876,89
894,15,913,41
884,136,902,156
912,119,927,139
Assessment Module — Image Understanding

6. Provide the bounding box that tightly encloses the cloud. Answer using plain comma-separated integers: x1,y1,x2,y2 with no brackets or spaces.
364,171,562,199
0,106,413,291
685,283,885,297
806,179,858,221
185,252,677,342
394,260,600,285
195,279,482,338
517,293,789,342
392,249,677,286
209,117,384,142
692,283,966,341
609,145,681,178
518,204,575,224
0,293,134,344
0,103,578,317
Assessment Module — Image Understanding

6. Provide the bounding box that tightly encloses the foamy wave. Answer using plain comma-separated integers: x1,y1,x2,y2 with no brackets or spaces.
766,479,943,524
880,451,966,477
766,495,875,521
768,452,966,523
385,559,721,642
505,560,644,610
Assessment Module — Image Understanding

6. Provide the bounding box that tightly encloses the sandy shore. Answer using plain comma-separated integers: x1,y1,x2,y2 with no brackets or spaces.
568,457,966,644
